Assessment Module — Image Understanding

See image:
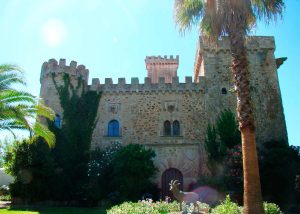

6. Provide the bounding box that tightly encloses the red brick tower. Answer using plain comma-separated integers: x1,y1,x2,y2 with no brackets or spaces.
145,55,179,83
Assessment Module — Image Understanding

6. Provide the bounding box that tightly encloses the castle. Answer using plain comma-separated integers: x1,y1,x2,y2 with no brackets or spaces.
39,36,287,197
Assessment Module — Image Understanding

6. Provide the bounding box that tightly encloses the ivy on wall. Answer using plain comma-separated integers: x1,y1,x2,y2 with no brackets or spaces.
49,72,101,200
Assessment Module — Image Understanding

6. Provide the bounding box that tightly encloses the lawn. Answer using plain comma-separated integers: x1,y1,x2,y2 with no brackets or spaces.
0,207,106,214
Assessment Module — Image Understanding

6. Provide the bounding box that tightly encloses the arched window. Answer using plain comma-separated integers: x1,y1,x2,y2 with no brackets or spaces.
54,114,61,128
108,120,120,137
173,120,180,136
164,121,171,136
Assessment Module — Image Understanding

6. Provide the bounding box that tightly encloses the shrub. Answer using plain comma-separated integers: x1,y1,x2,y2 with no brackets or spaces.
263,202,283,214
210,195,242,214
107,200,191,214
111,144,158,202
260,140,300,207
4,138,55,202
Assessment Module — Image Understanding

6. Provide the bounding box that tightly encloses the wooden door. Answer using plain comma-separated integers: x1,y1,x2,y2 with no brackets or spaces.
161,168,183,200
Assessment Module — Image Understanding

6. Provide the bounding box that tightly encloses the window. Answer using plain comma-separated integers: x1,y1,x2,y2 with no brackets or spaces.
173,120,180,136
221,88,227,94
164,121,171,136
54,114,61,128
108,120,120,137
163,120,181,136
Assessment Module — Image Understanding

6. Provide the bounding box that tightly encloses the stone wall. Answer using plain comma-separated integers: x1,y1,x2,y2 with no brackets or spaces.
39,36,288,191
195,36,288,145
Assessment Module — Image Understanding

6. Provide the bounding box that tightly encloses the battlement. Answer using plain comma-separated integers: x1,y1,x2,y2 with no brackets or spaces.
89,76,205,93
199,36,275,52
145,55,179,64
40,58,89,83
194,36,276,81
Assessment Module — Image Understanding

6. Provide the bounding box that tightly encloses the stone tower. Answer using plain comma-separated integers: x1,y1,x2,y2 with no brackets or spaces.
145,55,179,83
39,58,89,118
194,36,288,144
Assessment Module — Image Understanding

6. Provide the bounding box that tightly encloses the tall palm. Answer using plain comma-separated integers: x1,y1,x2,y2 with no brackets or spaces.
0,64,55,147
174,0,284,213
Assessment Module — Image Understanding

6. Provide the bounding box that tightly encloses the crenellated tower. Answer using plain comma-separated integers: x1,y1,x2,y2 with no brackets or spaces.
194,36,288,144
39,58,89,118
145,55,179,83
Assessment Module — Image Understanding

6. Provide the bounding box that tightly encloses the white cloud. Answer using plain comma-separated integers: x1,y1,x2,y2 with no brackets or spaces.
41,19,67,47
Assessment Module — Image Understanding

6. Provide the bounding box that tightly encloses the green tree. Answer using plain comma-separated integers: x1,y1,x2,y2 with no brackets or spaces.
0,64,55,147
174,1,284,213
4,138,55,201
260,140,300,208
111,144,158,201
205,123,222,161
216,109,241,149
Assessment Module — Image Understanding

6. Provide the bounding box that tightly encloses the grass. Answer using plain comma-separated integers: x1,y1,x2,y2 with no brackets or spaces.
0,207,106,214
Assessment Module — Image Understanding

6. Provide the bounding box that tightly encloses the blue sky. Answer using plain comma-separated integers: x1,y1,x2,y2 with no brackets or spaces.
0,0,299,146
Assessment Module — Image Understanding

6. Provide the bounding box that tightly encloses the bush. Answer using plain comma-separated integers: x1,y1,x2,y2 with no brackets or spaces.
107,200,179,214
210,195,242,214
260,140,300,207
111,144,158,202
4,138,55,202
263,202,283,214
107,200,210,214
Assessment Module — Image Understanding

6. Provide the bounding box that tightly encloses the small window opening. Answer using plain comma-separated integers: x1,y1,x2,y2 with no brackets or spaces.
54,114,62,128
221,88,227,94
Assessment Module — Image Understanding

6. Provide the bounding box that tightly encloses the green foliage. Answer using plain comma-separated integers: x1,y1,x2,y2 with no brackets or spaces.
86,143,122,205
49,73,101,201
0,64,55,147
224,145,243,193
203,110,243,201
216,110,241,149
107,200,180,214
3,139,55,202
263,202,283,214
205,123,224,162
111,144,158,202
259,140,300,208
210,195,242,214
205,110,241,165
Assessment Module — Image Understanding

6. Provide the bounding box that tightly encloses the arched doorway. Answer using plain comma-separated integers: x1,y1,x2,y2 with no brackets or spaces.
161,168,183,200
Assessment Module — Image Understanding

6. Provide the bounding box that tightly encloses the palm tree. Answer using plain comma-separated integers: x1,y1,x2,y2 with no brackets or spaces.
0,64,55,147
174,1,284,213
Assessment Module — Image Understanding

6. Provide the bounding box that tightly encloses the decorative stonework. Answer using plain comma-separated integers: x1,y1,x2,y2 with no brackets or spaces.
108,103,121,114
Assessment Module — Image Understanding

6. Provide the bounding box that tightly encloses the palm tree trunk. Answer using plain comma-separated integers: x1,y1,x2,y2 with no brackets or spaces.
228,27,264,214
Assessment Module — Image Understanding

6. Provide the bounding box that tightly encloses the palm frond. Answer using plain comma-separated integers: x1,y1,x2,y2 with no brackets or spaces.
251,0,284,23
0,72,26,90
0,64,22,74
174,0,205,33
0,63,56,148
0,90,36,104
33,122,55,148
35,101,55,121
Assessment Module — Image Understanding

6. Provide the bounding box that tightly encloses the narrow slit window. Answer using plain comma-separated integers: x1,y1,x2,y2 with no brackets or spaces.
54,114,61,128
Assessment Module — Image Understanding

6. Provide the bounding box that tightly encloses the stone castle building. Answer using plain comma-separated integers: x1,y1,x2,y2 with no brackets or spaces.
39,36,287,196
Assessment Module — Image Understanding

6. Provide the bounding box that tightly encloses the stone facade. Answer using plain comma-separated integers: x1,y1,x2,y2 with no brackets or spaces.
39,36,287,192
